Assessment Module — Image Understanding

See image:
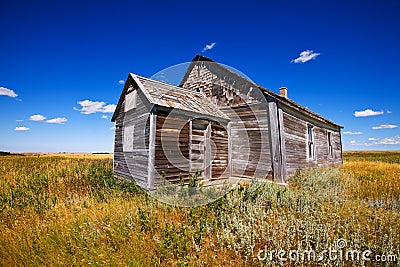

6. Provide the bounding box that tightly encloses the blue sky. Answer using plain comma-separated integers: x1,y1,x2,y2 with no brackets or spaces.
0,0,399,152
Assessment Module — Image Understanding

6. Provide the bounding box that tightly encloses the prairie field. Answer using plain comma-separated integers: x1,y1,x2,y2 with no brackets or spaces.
0,152,399,266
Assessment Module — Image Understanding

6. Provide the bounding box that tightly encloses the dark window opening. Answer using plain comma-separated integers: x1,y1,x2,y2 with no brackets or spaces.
328,132,333,158
308,125,315,159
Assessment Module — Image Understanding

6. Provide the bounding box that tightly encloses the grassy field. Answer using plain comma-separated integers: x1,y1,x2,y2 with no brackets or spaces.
0,152,399,266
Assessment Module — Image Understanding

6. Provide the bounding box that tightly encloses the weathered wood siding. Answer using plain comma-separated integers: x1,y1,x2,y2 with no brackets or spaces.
210,122,229,179
114,61,343,187
113,88,150,188
153,115,230,183
281,107,342,176
281,111,308,175
330,131,343,164
221,104,272,179
154,113,190,184
182,63,272,180
182,63,265,107
190,119,207,178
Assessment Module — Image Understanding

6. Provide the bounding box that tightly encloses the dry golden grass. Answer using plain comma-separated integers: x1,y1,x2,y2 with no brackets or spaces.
345,160,400,203
14,152,114,159
0,152,399,266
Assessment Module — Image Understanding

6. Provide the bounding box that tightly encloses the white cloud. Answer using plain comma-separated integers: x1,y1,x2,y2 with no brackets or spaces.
101,115,108,119
387,110,392,114
14,126,30,131
365,136,400,146
202,42,216,52
372,124,398,130
16,119,23,122
354,109,384,117
75,100,116,114
29,114,46,121
110,126,115,130
377,136,400,145
102,104,116,113
291,50,320,63
351,136,400,147
343,131,363,135
347,136,400,147
118,80,125,85
0,87,18,98
46,117,67,124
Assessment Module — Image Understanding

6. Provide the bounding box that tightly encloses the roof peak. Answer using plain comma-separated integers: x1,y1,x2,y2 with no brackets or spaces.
192,54,214,62
130,73,204,96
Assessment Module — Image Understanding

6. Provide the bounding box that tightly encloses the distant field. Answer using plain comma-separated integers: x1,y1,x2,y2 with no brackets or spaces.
0,152,399,266
344,150,400,164
1,152,113,159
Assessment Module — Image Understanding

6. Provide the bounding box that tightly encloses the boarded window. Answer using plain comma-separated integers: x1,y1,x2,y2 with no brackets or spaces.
308,125,315,159
328,132,333,158
125,90,137,112
123,124,134,152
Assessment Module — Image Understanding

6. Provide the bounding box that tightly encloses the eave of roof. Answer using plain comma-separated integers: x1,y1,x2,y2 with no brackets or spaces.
134,74,230,121
111,73,134,122
111,73,230,122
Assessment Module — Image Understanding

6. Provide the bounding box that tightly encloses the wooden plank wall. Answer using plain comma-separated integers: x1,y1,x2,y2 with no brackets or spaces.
313,126,343,166
182,64,273,180
154,113,190,184
210,122,229,179
180,62,343,181
268,99,284,182
113,90,150,188
190,119,207,178
182,63,264,107
314,127,330,163
331,131,343,164
282,112,308,175
221,104,272,179
153,116,230,183
113,105,130,177
282,110,342,175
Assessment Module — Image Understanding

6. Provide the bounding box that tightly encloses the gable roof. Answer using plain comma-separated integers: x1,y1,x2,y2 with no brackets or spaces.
180,55,343,128
111,73,229,122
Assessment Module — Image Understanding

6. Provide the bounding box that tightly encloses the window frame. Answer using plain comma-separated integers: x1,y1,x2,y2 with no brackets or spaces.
327,131,334,158
123,124,135,152
307,125,315,160
125,89,138,112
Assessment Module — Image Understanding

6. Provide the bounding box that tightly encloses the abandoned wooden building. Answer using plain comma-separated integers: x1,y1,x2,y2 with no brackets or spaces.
111,55,343,189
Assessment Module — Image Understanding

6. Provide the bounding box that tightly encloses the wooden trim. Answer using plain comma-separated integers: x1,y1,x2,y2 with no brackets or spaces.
280,102,341,132
155,106,229,123
205,122,212,180
277,107,287,183
111,74,132,122
327,131,333,159
307,124,316,162
147,110,157,189
112,75,155,122
189,120,193,173
267,97,283,182
340,131,343,162
227,122,232,177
